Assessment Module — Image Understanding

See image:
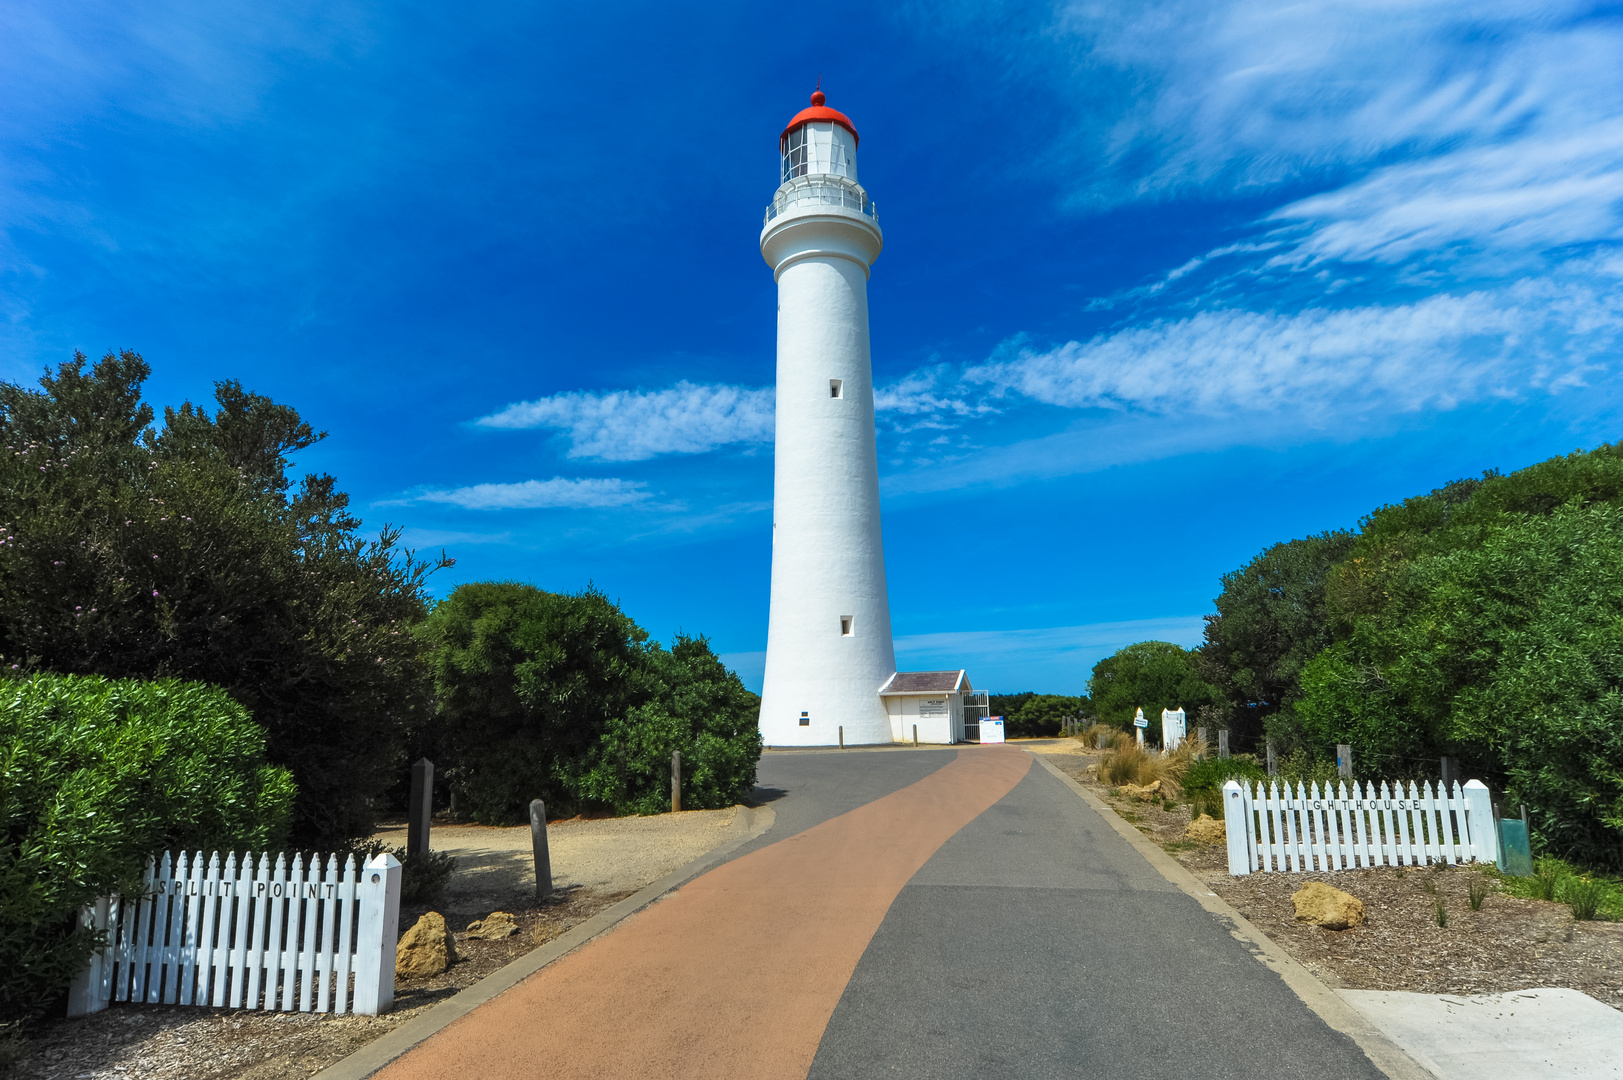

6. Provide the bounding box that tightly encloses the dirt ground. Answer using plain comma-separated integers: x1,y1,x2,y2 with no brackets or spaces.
1029,738,1623,1011
11,806,756,1080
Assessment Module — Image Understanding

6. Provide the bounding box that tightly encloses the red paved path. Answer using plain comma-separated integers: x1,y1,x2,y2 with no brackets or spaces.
376,747,1031,1080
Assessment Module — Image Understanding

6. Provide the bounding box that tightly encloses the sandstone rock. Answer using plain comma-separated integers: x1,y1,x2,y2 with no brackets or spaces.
1186,814,1227,844
396,911,456,978
1292,882,1365,930
465,911,520,940
1119,779,1164,802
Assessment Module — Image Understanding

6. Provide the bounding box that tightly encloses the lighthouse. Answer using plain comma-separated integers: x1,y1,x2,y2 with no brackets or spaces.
757,90,897,747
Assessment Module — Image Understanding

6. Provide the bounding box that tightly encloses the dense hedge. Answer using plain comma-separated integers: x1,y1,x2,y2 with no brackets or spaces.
0,673,293,1020
417,582,761,823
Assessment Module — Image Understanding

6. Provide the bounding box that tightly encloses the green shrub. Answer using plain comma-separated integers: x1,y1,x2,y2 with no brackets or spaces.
1565,877,1604,921
0,673,294,1020
418,583,761,822
1181,754,1268,796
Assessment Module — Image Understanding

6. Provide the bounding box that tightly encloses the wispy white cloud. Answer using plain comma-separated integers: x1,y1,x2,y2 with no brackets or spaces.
965,277,1619,420
477,381,774,462
415,477,650,510
1040,1,1623,264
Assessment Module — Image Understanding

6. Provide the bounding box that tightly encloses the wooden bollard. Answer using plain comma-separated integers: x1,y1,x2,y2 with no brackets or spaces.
1337,744,1354,779
408,758,434,858
913,724,918,746
1218,729,1230,759
838,726,844,749
530,799,552,899
671,750,682,812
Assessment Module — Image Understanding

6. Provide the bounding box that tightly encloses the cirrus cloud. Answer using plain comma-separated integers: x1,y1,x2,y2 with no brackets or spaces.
415,477,650,510
477,380,774,461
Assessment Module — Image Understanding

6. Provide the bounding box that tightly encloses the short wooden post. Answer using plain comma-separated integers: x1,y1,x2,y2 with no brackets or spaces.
407,758,433,858
1097,731,1108,750
838,726,844,748
912,724,918,746
1266,740,1277,775
671,751,682,812
530,799,552,899
1440,756,1461,788
1217,729,1230,759
353,853,402,1016
1336,744,1353,779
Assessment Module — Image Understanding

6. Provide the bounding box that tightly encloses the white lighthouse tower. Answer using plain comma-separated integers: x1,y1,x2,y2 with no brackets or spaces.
757,90,897,747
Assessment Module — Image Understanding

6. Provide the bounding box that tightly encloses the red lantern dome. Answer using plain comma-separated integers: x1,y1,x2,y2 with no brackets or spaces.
781,89,859,148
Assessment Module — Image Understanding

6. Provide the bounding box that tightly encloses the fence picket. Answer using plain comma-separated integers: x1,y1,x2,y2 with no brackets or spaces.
335,855,357,1015
277,854,296,1012
1334,782,1354,868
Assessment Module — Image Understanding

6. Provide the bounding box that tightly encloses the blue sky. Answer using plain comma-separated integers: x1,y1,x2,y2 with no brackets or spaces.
4,1,1621,694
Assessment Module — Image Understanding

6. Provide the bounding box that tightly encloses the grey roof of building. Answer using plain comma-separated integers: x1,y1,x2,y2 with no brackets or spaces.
879,670,965,694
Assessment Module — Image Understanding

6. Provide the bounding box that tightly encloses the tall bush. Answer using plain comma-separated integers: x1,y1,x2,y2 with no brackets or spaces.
418,582,761,822
0,351,444,847
0,673,294,1020
1088,641,1216,740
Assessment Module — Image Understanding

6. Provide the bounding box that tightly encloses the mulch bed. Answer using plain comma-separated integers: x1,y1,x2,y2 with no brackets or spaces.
1045,747,1623,1010
11,889,631,1080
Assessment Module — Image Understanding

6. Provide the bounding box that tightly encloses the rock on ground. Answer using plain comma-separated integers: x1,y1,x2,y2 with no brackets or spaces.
1292,881,1366,930
397,911,456,978
465,911,520,940
1186,814,1226,845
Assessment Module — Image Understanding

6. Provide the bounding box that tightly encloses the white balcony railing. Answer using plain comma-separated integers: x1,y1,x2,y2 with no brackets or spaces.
764,174,877,225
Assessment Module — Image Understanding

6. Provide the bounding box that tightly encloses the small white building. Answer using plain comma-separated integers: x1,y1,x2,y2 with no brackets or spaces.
880,670,973,744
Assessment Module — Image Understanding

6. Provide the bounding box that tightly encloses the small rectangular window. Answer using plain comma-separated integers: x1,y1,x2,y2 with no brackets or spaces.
830,379,843,399
799,712,810,726
840,616,853,636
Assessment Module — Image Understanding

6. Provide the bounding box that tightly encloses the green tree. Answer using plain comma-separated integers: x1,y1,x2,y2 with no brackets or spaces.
0,351,443,847
1088,641,1216,742
1293,501,1623,866
1199,530,1355,748
417,582,761,822
1004,693,1088,738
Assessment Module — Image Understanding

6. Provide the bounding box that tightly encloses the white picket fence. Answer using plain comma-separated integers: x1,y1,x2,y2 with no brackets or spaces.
1221,778,1497,876
66,850,401,1017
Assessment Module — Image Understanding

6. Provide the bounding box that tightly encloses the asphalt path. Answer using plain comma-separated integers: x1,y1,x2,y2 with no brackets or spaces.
374,747,1389,1080
802,752,1387,1080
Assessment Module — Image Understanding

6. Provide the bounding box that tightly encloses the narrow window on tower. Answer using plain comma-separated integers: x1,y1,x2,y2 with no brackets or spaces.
841,616,854,636
829,379,843,399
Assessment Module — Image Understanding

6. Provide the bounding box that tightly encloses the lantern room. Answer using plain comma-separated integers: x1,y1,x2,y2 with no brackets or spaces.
780,90,859,183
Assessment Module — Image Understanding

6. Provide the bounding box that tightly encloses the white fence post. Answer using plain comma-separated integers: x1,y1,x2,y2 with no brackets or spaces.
64,897,114,1017
1463,779,1497,864
1222,781,1250,875
352,852,402,1017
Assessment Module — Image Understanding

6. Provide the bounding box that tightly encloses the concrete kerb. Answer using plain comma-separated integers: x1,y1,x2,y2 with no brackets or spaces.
1028,753,1433,1080
311,803,777,1080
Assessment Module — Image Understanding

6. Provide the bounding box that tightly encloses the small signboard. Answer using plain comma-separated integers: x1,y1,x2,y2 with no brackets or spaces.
981,716,1006,744
1132,707,1149,729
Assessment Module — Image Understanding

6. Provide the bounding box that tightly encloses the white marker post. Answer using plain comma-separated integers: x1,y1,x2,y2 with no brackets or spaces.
1133,707,1148,746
